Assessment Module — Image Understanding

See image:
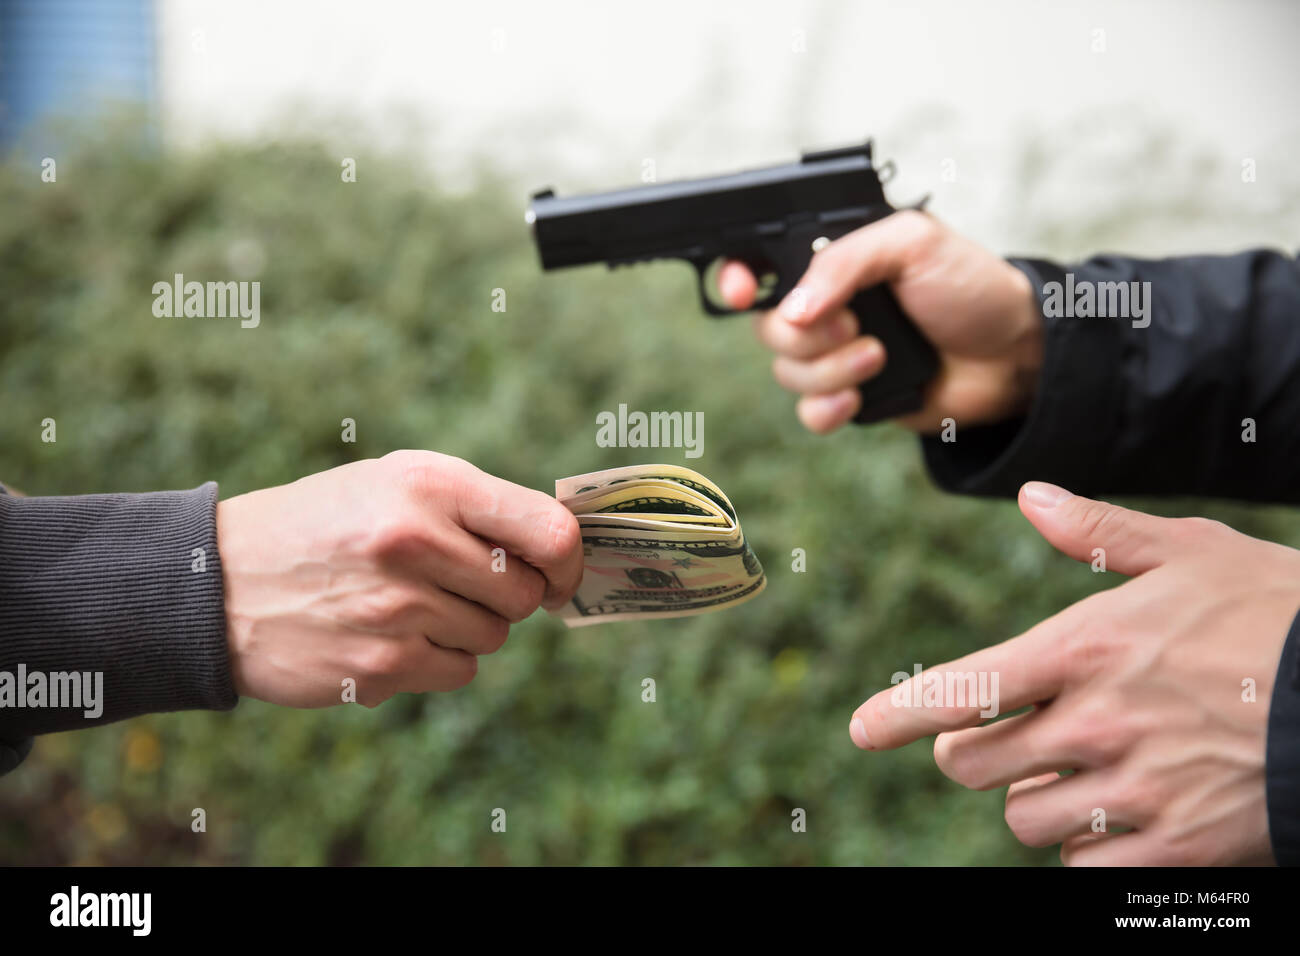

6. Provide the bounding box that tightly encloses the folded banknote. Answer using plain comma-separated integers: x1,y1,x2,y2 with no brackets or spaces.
551,464,766,627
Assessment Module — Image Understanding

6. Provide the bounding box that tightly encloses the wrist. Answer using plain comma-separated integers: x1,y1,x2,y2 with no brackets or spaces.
215,497,252,698
1004,264,1044,415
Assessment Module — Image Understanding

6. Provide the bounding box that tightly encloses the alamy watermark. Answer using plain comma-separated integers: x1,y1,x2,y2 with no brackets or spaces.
152,273,260,328
50,886,150,936
596,403,704,459
1042,273,1151,328
890,663,1000,718
0,665,103,718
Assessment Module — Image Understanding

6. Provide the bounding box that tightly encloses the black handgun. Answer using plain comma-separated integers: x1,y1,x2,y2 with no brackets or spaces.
527,140,939,424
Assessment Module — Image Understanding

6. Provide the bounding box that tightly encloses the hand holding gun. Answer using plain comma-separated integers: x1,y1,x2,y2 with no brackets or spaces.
528,141,944,425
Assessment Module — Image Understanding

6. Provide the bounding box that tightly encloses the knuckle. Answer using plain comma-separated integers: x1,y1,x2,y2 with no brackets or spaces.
1175,516,1228,540
352,674,398,708
505,573,547,622
1059,620,1116,680
771,355,800,392
1056,697,1124,766
1113,768,1159,818
827,313,859,350
896,209,941,250
932,733,962,777
834,341,876,386
784,327,828,361
390,449,476,500
1073,501,1127,545
367,515,424,560
380,448,426,471
1003,791,1047,847
354,640,408,678
1060,841,1084,867
830,345,858,380
447,653,479,689
933,733,988,789
477,615,510,654
456,478,500,524
355,585,415,628
385,448,438,485
358,692,391,710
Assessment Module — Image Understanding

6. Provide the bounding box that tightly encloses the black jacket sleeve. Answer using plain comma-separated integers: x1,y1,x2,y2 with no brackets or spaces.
0,483,237,774
922,249,1300,502
920,248,1300,865
1269,616,1300,866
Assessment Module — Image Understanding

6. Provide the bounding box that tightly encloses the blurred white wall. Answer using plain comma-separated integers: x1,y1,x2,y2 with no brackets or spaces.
158,0,1299,256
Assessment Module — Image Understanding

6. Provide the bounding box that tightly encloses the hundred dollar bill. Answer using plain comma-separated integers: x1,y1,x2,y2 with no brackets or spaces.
552,465,765,627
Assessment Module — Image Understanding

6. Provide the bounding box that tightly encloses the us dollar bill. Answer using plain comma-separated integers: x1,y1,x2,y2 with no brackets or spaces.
552,465,765,627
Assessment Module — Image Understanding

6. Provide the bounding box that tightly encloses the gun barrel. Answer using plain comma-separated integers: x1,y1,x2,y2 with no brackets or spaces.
528,141,888,270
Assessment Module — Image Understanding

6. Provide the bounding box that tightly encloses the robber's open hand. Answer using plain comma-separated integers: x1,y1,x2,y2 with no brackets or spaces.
850,482,1300,865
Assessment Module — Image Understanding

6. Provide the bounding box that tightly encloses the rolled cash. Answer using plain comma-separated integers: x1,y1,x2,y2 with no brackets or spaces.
552,465,765,627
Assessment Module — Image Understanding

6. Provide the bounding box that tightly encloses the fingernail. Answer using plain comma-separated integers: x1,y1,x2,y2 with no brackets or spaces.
831,314,858,342
852,338,883,373
815,391,855,418
1022,481,1072,508
781,286,813,322
850,717,872,750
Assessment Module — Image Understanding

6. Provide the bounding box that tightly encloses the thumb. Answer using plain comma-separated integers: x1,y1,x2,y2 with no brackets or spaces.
1017,481,1172,576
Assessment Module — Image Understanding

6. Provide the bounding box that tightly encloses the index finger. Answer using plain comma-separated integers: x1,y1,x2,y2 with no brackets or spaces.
850,595,1101,750
717,260,758,309
452,472,585,610
779,210,935,326
722,261,863,359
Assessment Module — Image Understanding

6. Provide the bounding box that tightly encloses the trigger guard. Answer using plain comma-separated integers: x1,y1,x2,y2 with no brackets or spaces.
693,259,732,316
749,285,784,312
695,255,776,316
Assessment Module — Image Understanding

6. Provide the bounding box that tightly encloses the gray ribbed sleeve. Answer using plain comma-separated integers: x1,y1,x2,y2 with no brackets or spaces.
0,483,237,773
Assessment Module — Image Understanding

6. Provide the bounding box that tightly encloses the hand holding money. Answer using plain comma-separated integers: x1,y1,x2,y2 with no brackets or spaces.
218,451,584,708
551,465,766,627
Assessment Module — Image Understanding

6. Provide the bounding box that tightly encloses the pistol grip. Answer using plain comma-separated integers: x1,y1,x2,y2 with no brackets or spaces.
846,284,939,424
760,215,940,425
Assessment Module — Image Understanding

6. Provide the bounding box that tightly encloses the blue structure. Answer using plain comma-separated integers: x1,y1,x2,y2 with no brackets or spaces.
0,0,157,151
